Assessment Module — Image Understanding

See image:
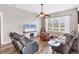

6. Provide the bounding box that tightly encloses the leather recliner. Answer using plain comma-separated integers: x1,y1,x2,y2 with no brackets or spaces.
52,31,77,54
9,32,39,54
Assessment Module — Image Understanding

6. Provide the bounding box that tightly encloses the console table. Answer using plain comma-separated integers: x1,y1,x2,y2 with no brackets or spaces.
40,34,48,41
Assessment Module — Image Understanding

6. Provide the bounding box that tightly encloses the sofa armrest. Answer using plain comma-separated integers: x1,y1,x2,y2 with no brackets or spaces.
22,41,39,54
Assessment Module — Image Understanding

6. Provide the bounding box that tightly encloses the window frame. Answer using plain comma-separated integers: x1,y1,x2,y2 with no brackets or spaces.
45,15,70,33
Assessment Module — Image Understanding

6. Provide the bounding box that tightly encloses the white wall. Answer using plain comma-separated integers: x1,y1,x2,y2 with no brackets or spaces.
0,5,38,44
78,24,79,32
31,17,41,34
0,12,3,46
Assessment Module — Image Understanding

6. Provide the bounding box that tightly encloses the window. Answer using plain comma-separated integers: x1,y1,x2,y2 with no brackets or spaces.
46,16,70,33
48,20,52,30
53,18,59,31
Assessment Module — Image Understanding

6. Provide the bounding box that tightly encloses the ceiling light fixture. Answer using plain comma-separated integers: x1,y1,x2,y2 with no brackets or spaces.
36,4,50,17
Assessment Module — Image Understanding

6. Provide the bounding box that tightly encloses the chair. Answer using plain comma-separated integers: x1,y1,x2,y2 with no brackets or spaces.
69,33,79,53
9,32,39,54
52,31,77,54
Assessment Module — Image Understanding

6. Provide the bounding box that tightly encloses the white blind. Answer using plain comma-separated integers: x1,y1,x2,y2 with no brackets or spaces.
45,15,70,33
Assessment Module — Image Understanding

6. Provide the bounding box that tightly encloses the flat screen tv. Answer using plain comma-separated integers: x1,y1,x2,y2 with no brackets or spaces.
23,24,36,32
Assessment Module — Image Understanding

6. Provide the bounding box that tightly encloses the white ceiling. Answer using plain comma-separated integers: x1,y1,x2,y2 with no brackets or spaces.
9,4,79,14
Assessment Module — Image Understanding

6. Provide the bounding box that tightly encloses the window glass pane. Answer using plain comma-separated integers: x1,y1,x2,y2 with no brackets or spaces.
60,16,65,31
46,16,70,33
48,20,52,30
53,18,59,31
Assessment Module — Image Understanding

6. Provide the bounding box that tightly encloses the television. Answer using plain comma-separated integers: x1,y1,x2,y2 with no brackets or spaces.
23,24,36,32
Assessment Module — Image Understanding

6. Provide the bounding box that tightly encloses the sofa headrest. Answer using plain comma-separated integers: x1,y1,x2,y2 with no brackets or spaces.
66,30,76,44
9,32,21,40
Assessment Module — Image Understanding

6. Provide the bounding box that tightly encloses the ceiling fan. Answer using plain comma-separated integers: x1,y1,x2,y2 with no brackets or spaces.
36,4,50,18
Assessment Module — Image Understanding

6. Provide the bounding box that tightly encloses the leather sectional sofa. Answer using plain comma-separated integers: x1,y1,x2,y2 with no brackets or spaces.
52,30,78,54
9,32,39,54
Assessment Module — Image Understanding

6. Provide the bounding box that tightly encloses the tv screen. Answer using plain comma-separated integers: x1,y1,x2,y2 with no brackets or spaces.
23,24,36,32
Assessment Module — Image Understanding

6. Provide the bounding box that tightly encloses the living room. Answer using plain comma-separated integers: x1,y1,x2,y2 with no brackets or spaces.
0,4,79,54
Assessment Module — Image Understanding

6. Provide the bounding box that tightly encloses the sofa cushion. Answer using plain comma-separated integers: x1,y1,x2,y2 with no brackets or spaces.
9,32,20,41
16,41,23,50
18,35,26,46
66,31,76,44
70,38,78,53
